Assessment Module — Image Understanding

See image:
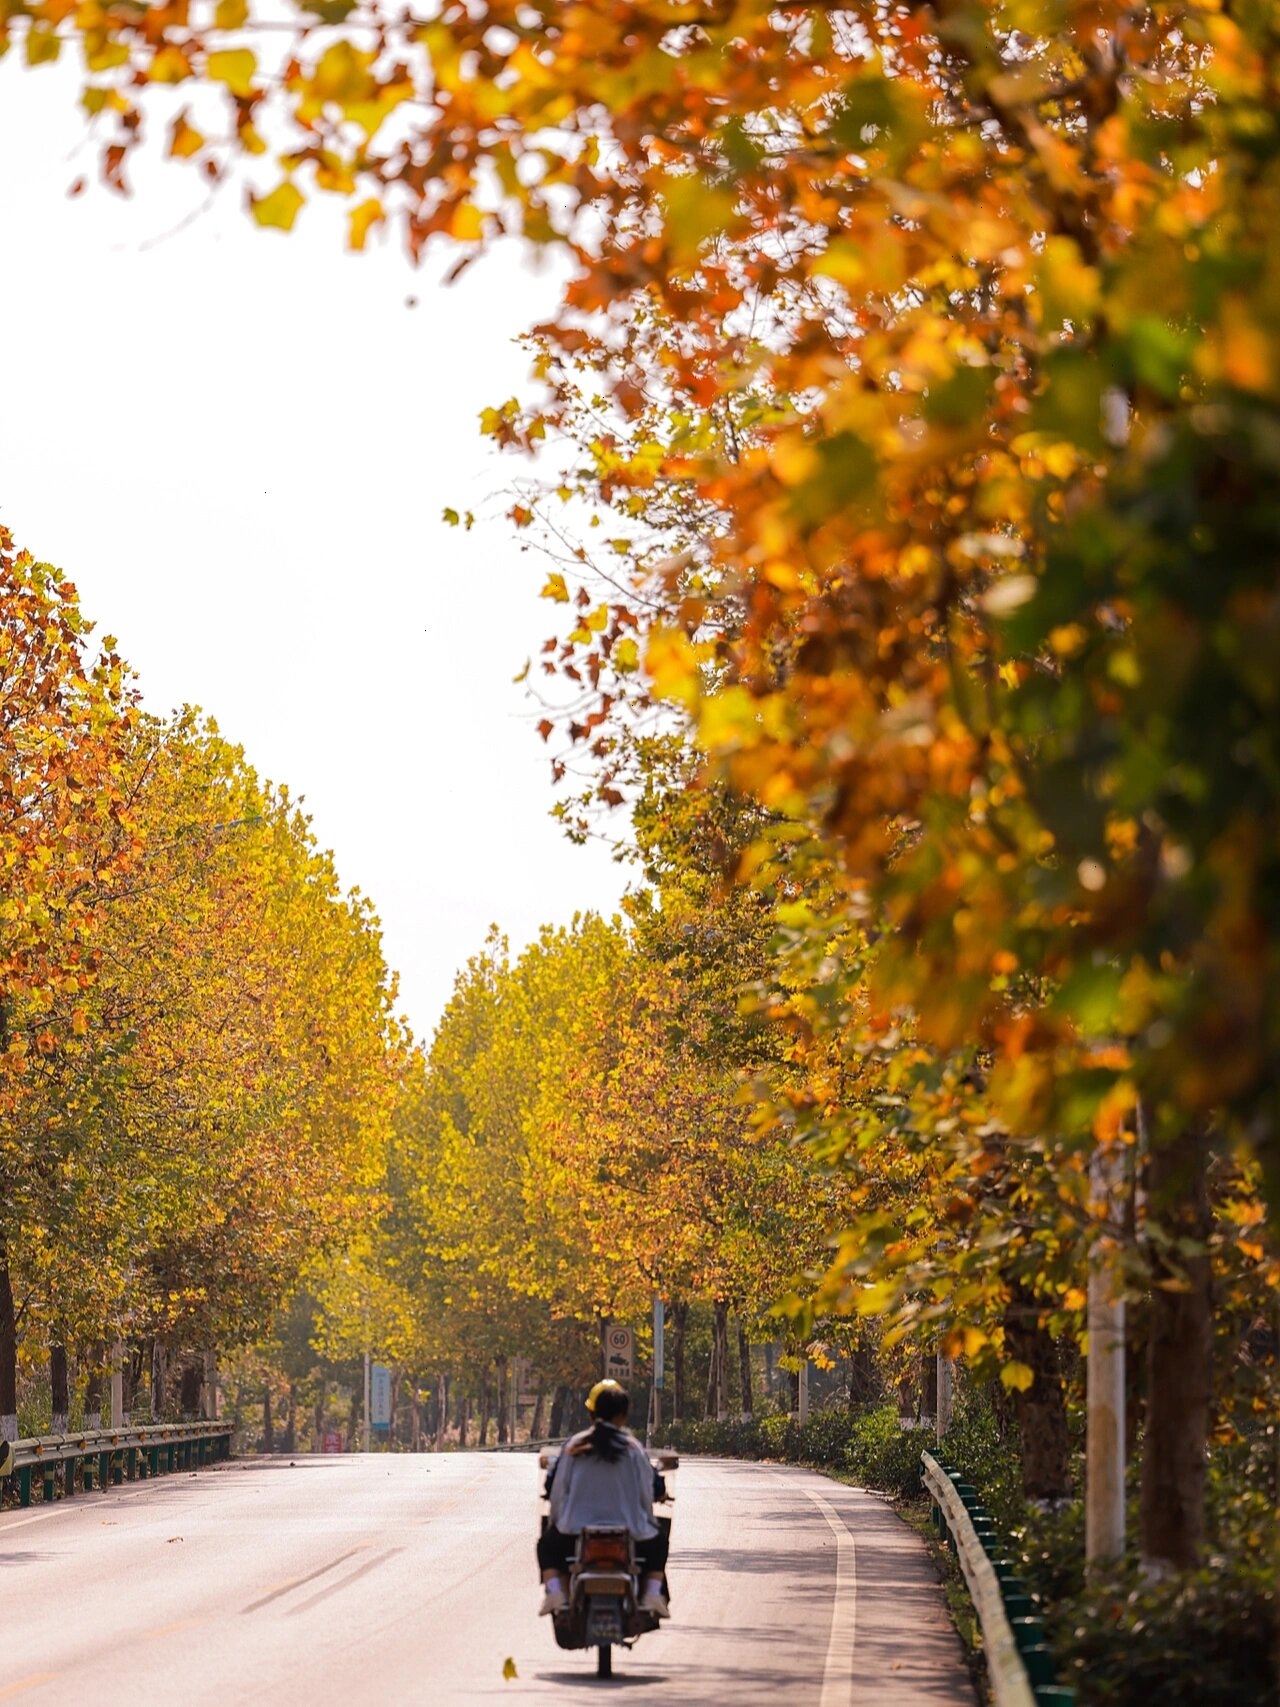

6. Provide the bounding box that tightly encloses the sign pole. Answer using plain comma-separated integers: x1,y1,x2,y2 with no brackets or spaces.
363,1346,371,1454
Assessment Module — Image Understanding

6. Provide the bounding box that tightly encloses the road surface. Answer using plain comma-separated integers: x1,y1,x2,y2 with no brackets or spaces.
0,1452,976,1705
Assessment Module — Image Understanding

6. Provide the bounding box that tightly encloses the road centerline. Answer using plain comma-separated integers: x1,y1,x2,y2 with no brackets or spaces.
797,1483,858,1707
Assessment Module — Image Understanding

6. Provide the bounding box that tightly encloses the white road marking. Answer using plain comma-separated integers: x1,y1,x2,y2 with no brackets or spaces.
798,1484,858,1707
0,1674,59,1700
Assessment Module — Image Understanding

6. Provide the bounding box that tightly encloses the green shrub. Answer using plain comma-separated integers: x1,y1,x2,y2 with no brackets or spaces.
1051,1558,1276,1707
658,1402,922,1496
934,1388,1275,1705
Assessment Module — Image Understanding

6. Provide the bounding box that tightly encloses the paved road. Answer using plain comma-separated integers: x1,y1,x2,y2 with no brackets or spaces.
0,1453,975,1705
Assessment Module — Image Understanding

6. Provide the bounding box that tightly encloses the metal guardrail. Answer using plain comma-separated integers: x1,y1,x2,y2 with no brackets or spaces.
921,1450,1075,1707
2,1420,232,1509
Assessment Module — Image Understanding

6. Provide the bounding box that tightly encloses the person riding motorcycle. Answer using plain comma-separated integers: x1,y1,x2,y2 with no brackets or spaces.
537,1380,670,1620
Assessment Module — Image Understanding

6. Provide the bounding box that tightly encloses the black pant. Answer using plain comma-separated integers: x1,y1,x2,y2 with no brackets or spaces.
537,1522,670,1579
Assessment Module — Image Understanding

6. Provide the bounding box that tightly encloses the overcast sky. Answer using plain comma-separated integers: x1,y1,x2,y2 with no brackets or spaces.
0,69,628,1038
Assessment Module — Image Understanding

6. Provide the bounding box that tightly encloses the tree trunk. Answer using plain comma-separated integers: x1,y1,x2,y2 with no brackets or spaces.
672,1302,688,1423
703,1326,719,1420
262,1387,274,1454
0,1255,18,1443
847,1342,879,1407
478,1377,490,1448
314,1379,326,1447
1004,1290,1072,1502
282,1381,297,1454
84,1344,105,1431
922,1349,938,1421
713,1301,729,1420
1140,1123,1213,1573
50,1343,70,1434
549,1384,569,1439
458,1390,470,1450
789,1367,800,1415
530,1387,546,1442
179,1360,203,1419
434,1374,448,1452
124,1343,142,1417
737,1325,753,1420
496,1360,509,1445
345,1385,359,1451
150,1340,167,1422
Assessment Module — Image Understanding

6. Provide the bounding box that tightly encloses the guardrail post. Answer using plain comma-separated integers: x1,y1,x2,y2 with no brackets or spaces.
84,1453,95,1491
41,1465,55,1502
18,1465,31,1506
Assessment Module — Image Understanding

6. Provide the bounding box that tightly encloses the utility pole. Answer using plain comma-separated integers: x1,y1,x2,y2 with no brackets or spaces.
1086,1137,1127,1569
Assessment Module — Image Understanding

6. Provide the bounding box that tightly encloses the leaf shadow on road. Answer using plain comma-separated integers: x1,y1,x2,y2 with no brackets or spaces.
0,1551,62,1566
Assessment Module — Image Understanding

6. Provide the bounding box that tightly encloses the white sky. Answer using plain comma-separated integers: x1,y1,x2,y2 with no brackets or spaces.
0,68,628,1038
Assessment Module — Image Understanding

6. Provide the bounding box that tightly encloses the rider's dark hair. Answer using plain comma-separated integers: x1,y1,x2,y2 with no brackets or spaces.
586,1385,629,1461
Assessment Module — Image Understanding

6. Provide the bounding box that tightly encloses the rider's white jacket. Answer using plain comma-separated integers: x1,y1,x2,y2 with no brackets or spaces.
549,1429,658,1539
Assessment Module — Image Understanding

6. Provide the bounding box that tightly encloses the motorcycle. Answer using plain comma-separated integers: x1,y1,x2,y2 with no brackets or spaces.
538,1447,678,1679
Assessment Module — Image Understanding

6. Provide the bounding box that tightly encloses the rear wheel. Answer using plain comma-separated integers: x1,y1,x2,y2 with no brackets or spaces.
596,1644,612,1679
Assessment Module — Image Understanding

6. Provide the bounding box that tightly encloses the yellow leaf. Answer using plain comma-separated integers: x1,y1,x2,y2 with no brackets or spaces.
149,44,192,83
540,573,570,604
25,26,61,66
501,1658,517,1681
311,39,372,103
207,48,257,97
449,202,486,242
250,181,305,232
214,0,248,26
348,197,384,251
168,112,204,160
1000,1360,1035,1393
645,626,698,706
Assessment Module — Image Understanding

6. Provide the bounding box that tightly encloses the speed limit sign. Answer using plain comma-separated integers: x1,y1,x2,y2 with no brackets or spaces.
604,1324,634,1381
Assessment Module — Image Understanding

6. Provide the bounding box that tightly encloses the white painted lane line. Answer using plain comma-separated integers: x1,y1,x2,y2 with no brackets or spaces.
0,1674,59,1700
799,1484,858,1707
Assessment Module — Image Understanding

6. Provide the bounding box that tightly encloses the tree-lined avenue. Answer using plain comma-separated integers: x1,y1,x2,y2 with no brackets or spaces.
0,1455,973,1705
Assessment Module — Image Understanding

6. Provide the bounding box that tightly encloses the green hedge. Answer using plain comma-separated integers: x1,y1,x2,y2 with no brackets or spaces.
658,1403,924,1496
935,1395,1276,1707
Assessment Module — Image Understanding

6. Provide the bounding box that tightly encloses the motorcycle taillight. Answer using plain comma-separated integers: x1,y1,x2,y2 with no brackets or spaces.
581,1536,630,1567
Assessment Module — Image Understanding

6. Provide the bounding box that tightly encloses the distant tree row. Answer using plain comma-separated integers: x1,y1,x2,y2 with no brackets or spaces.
0,530,401,1440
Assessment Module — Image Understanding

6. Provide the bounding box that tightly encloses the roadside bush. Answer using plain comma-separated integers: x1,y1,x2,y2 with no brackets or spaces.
658,1402,922,1497
1050,1558,1276,1707
937,1389,1275,1707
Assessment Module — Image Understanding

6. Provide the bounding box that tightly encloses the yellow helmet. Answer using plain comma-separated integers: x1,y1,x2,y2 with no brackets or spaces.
585,1379,624,1415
